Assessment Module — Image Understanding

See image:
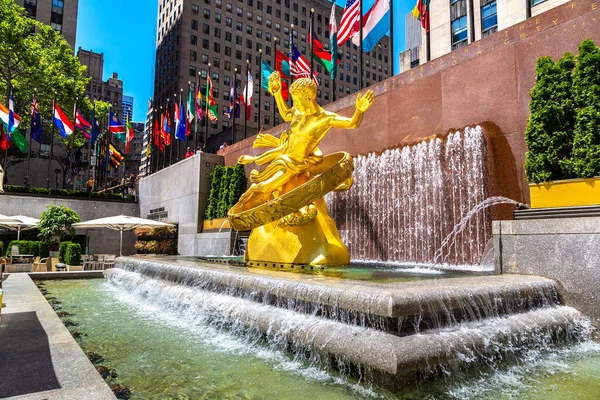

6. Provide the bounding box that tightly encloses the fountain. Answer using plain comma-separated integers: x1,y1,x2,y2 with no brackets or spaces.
94,73,599,396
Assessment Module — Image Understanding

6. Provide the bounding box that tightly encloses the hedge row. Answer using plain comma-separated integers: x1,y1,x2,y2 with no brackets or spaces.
205,164,247,220
2,185,136,201
58,241,82,265
5,240,50,258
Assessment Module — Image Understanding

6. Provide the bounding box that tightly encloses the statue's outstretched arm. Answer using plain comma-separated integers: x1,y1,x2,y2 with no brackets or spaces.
268,72,292,122
329,90,375,129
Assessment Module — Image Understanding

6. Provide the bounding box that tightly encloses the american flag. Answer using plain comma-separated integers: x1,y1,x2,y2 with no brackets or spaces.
337,0,361,46
290,45,318,85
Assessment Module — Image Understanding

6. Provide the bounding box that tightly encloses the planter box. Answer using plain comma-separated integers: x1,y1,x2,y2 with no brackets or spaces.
530,177,600,208
202,217,231,232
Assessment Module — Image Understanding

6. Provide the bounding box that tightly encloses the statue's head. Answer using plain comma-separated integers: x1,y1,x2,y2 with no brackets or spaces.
290,78,317,111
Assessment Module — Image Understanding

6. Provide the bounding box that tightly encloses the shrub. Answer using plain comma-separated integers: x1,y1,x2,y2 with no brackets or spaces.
216,167,233,218
58,241,71,263
5,240,30,256
38,205,81,242
524,54,577,183
0,241,3,257
205,165,224,220
228,164,248,210
64,243,82,266
29,241,41,257
49,189,69,196
39,241,50,258
31,187,50,195
571,39,600,178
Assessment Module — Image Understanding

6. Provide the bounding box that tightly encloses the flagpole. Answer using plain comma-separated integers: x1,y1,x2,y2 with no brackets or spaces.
158,105,163,171
104,106,110,190
359,0,364,89
258,50,262,135
186,83,191,148
87,98,94,189
47,94,56,189
178,89,182,162
3,85,11,177
244,59,249,140
272,37,277,126
170,94,175,166
389,0,394,77
204,63,211,149
309,9,315,76
289,24,295,85
26,91,36,185
195,72,200,151
232,67,237,144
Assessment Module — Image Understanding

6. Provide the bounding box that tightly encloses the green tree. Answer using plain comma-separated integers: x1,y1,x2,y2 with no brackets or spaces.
228,164,247,210
205,165,224,220
524,54,577,183
37,205,80,242
570,39,600,178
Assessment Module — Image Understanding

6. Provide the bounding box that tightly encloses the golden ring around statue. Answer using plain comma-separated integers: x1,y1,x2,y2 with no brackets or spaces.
228,152,354,231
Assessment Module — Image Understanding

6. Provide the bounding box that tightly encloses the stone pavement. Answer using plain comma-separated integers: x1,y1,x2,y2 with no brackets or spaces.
0,274,115,399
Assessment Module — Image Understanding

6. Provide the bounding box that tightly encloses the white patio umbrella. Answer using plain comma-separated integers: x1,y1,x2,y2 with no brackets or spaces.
72,215,174,256
0,214,40,240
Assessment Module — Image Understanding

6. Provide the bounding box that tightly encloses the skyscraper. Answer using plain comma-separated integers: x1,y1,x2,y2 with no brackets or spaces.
16,0,79,50
153,0,390,155
122,95,134,123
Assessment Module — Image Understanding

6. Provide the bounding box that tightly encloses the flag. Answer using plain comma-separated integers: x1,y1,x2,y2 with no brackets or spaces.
110,111,126,140
161,112,171,146
53,102,74,138
109,143,123,167
90,106,101,145
224,79,240,119
262,59,289,101
175,100,187,141
310,31,339,75
67,150,81,180
412,0,430,32
275,49,291,78
174,101,181,138
125,115,135,154
353,0,390,52
0,127,27,153
75,107,91,139
329,2,339,81
187,89,194,136
0,125,8,151
195,88,203,123
31,96,43,143
206,77,218,121
153,117,164,151
240,71,254,121
337,0,361,46
7,91,15,136
290,45,318,84
0,103,20,132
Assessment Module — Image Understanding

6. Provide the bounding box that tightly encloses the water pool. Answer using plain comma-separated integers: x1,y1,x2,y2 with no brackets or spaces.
43,279,600,399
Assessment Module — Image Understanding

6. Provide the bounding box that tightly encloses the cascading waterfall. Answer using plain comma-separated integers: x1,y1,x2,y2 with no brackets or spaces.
326,126,488,265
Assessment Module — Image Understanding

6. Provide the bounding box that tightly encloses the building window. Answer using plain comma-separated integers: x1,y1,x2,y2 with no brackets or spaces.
236,36,242,45
190,50,197,61
532,0,546,5
203,23,210,34
247,25,252,34
247,11,253,20
192,19,198,30
451,15,468,49
203,8,210,18
192,5,199,14
214,42,221,53
481,0,498,37
236,22,242,31
189,66,197,76
225,46,231,56
202,39,209,49
202,54,209,64
24,0,37,18
191,35,198,45
226,17,232,27
215,13,221,23
215,27,221,38
237,7,242,16
213,58,220,68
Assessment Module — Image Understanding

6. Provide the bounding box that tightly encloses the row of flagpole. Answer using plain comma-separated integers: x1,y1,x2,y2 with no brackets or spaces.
0,85,134,190
147,0,431,174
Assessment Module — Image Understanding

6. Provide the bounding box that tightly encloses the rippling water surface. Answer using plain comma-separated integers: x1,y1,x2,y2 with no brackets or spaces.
44,279,600,400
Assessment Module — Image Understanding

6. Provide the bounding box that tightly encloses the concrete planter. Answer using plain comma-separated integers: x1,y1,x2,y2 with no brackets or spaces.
529,177,600,208
202,217,231,232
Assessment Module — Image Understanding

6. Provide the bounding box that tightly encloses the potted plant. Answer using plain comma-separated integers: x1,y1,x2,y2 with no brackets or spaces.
525,39,600,208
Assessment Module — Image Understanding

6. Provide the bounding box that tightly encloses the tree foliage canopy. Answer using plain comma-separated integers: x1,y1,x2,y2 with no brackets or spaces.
0,0,108,150
37,205,81,241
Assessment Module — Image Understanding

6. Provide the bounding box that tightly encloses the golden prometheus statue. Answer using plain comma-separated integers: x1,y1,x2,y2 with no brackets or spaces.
228,72,374,266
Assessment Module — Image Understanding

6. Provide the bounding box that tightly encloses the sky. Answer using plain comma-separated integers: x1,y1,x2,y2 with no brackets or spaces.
75,0,414,123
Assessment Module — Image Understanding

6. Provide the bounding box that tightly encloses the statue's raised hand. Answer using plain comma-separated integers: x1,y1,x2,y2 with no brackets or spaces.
356,90,375,113
268,71,282,94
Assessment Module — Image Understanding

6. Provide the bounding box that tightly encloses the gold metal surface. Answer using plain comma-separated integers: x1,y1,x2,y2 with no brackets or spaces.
228,72,374,265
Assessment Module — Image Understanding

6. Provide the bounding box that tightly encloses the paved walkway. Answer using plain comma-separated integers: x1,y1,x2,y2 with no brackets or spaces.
0,274,115,399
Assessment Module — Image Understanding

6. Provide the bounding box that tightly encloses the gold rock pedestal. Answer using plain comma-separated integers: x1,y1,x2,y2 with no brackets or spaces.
245,198,349,265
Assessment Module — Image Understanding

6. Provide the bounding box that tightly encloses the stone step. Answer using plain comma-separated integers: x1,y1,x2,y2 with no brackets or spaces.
116,257,560,334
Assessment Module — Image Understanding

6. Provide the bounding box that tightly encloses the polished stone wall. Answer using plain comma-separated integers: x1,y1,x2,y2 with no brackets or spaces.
493,218,600,324
0,193,138,255
138,152,224,255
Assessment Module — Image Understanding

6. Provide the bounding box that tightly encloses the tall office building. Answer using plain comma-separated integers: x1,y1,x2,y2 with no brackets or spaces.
16,0,79,50
122,95,134,122
139,100,154,177
153,0,390,153
401,0,570,72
